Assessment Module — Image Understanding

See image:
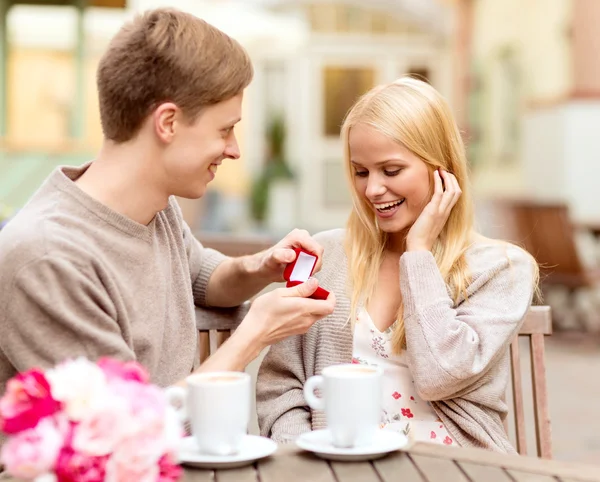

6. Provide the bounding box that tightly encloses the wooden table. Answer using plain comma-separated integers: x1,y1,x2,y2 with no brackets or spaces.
180,442,600,482
2,442,598,481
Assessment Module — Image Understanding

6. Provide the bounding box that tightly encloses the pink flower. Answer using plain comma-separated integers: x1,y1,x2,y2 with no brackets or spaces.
0,369,62,434
158,453,182,482
0,417,64,480
112,382,167,442
72,400,132,457
55,442,108,482
105,440,160,482
97,359,148,384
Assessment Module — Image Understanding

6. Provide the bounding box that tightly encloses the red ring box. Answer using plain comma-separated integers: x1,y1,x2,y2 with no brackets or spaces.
283,247,330,300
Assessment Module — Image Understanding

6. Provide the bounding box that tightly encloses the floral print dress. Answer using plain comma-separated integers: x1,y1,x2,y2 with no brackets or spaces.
352,308,456,446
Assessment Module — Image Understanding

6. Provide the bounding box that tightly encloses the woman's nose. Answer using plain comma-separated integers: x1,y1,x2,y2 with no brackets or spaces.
365,175,386,199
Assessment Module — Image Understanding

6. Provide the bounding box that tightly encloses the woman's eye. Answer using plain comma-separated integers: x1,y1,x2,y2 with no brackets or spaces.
384,169,401,177
354,170,368,178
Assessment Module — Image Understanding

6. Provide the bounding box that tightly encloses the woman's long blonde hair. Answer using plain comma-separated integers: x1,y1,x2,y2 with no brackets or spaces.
342,77,476,353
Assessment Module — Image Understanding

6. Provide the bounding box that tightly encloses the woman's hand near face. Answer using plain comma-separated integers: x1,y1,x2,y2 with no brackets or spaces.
405,169,461,252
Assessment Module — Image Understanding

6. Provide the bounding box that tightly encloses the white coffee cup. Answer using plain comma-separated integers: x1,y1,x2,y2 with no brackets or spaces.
165,371,251,456
304,364,383,448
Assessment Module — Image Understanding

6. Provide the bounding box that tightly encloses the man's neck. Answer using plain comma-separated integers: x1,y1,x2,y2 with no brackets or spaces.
75,140,169,226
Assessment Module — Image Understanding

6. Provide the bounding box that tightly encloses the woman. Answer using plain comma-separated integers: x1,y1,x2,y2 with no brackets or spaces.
256,77,539,453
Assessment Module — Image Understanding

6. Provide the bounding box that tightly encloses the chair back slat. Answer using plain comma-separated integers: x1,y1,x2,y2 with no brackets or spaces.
530,333,552,458
510,339,528,455
508,305,553,459
216,330,231,348
195,304,249,364
197,330,233,364
198,332,210,364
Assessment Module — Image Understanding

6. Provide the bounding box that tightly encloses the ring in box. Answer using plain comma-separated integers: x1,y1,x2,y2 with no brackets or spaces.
283,248,330,300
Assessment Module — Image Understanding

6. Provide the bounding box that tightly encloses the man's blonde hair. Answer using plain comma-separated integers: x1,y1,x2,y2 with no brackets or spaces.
97,8,253,142
341,76,539,352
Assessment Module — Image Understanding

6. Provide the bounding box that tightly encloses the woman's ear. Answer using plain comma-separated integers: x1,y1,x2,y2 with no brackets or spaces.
437,168,446,190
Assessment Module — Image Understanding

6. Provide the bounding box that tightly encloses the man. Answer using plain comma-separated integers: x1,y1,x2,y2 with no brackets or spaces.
0,7,335,393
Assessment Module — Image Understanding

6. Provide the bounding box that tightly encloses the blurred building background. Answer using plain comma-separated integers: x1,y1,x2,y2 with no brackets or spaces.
0,0,599,464
1,1,597,234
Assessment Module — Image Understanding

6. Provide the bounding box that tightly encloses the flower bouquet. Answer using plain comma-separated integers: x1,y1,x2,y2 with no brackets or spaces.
0,357,183,482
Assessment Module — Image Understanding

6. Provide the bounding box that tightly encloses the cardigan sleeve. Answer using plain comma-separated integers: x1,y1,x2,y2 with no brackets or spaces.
255,334,312,443
400,244,535,401
256,228,349,443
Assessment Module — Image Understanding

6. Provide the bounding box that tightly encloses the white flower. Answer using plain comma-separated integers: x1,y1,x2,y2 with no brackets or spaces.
34,474,57,482
46,357,107,421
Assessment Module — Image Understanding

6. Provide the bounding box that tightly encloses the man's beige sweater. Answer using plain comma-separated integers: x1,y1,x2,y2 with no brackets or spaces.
0,164,227,393
256,229,536,454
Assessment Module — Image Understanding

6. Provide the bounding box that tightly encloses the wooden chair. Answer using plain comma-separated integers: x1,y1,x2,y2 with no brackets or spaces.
506,305,553,459
195,287,554,459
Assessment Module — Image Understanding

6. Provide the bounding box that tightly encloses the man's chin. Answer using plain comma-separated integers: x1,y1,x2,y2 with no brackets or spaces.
175,183,208,200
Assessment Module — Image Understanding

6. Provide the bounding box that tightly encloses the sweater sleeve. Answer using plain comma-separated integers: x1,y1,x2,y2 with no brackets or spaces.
255,335,312,443
0,255,135,374
400,245,535,401
182,221,228,308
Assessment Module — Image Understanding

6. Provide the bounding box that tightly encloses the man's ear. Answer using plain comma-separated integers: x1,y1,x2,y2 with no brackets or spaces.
154,102,179,143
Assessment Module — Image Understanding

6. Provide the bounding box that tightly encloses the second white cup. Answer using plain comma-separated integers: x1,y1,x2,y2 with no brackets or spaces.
304,363,383,448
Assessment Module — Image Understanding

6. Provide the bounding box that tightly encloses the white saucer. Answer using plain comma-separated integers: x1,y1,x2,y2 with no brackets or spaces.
296,429,408,462
178,435,277,469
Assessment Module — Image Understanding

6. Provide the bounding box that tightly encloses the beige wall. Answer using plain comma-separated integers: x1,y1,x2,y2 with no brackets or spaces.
7,49,75,150
468,0,573,198
572,0,600,96
4,48,105,152
521,0,572,102
472,0,572,102
85,54,104,150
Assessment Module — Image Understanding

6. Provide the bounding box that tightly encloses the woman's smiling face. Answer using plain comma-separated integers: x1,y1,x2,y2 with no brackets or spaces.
349,123,432,235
